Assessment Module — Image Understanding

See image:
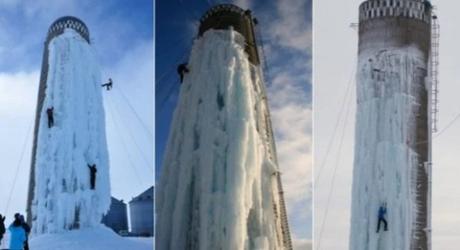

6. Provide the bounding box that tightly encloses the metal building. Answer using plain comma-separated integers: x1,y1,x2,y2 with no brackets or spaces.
350,1,435,249
26,16,91,225
129,186,154,236
102,197,128,234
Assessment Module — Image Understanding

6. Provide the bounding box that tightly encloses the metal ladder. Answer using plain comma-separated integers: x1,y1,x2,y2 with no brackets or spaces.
431,14,440,133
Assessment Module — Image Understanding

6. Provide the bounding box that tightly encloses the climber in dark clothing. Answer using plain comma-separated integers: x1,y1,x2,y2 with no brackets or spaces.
19,215,30,250
46,107,54,128
376,204,388,233
102,78,113,91
87,164,97,189
177,63,189,83
0,214,5,244
423,0,432,10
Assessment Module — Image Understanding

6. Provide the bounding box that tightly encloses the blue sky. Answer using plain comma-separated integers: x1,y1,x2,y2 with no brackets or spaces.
0,0,153,224
156,0,312,247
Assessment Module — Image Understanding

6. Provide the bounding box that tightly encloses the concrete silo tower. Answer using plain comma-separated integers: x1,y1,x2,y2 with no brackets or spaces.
26,16,111,234
156,4,292,250
27,17,90,223
350,0,435,249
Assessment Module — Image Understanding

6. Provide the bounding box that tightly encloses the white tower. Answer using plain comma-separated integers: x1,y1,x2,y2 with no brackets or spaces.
350,1,433,249
27,16,111,234
156,4,292,250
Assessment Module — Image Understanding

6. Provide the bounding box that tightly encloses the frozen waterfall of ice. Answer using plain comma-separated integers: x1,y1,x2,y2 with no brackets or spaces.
349,46,429,250
31,29,111,235
156,29,285,250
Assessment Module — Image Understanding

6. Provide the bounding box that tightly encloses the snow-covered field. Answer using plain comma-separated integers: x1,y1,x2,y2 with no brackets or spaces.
29,226,152,250
349,46,428,249
32,28,110,234
156,29,287,249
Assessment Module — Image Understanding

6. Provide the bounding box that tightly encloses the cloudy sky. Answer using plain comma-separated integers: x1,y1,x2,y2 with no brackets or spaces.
314,0,460,249
0,0,153,224
156,0,311,248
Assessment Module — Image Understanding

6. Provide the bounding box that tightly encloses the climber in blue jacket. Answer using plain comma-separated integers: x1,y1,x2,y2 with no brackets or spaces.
376,203,388,233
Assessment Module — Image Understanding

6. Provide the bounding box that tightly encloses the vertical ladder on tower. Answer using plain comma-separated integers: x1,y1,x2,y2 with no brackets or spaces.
254,21,272,88
431,14,440,133
254,20,293,250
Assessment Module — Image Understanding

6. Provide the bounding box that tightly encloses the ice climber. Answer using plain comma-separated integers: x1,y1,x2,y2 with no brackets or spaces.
8,214,26,250
177,63,189,83
19,215,30,250
46,107,54,128
102,78,113,91
0,214,5,244
376,204,388,233
87,164,97,189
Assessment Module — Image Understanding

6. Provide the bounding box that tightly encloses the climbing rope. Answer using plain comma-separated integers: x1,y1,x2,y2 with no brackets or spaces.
4,119,34,215
156,43,191,90
315,63,356,185
434,112,460,138
157,47,192,111
316,81,354,250
415,110,460,146
113,87,153,139
105,95,147,189
109,93,153,172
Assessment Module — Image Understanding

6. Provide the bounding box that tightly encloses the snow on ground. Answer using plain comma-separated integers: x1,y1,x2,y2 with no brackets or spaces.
349,46,428,249
32,28,110,234
28,226,152,250
156,29,286,249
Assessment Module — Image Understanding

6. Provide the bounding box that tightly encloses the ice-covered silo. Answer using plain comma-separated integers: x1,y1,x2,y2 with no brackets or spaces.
26,16,111,234
349,1,433,249
156,4,292,250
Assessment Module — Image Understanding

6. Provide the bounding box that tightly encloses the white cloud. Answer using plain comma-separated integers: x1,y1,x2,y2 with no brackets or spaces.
293,238,313,250
267,66,312,241
232,0,252,9
102,39,154,199
0,71,39,221
0,71,39,115
105,39,154,109
268,0,312,51
271,104,311,202
22,0,78,19
253,0,312,241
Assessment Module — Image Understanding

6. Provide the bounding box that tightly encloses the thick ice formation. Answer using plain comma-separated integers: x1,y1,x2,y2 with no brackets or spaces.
31,29,111,234
350,47,429,249
156,29,285,249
